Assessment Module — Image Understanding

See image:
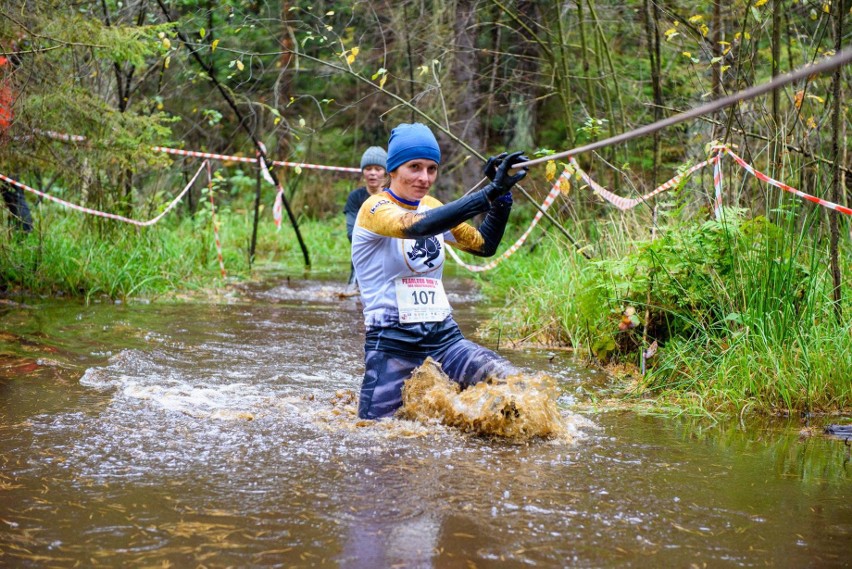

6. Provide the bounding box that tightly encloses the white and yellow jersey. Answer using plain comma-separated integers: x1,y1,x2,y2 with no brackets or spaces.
352,189,498,328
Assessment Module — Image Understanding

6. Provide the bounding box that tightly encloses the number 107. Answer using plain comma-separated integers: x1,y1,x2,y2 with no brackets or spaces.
411,291,435,305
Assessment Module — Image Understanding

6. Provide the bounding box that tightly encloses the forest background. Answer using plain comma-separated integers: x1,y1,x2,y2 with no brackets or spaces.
0,0,850,418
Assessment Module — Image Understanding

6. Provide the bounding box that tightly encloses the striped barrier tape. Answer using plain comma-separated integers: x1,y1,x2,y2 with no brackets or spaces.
25,130,852,274
447,171,565,272
255,142,285,230
34,129,852,215
33,129,360,173
0,161,207,226
570,156,711,212
272,176,284,230
26,130,362,173
569,146,852,217
450,146,851,272
34,131,359,232
206,162,226,278
722,148,852,216
156,146,363,174
713,152,724,219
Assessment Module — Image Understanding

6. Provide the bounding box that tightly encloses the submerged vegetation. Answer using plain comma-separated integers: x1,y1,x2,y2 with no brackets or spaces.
0,0,850,416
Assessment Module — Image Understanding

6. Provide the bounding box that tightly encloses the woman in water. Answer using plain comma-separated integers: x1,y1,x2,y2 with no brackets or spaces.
351,122,528,419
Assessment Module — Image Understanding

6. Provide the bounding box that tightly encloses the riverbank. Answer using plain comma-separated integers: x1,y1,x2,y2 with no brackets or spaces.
3,208,851,418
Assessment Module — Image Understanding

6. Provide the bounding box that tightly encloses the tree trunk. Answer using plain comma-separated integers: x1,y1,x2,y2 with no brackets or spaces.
448,0,483,192
771,0,781,170
642,0,662,188
829,0,844,322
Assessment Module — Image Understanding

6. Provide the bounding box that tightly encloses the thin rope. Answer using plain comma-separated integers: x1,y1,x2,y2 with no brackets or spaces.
518,48,852,169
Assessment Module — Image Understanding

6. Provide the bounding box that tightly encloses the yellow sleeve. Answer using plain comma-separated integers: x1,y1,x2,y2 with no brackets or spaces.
355,194,418,238
356,194,488,254
448,222,486,254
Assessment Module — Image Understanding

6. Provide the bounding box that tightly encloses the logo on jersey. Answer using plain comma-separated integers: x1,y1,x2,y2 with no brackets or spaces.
406,236,442,268
369,199,391,214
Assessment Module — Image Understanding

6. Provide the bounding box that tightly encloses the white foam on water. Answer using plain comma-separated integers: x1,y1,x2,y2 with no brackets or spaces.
79,349,274,421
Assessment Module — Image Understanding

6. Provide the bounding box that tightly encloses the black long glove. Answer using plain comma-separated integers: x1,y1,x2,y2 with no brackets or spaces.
404,151,528,240
483,151,529,203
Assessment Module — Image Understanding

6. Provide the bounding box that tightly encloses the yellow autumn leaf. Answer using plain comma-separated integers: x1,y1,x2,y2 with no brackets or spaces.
807,116,817,129
211,39,219,52
295,165,302,175
545,160,556,182
558,176,571,196
274,116,281,125
823,3,831,13
379,74,387,89
162,37,171,50
794,90,804,109
688,14,704,23
345,47,360,65
564,163,576,177
164,56,170,69
682,51,692,58
236,60,244,71
755,0,768,6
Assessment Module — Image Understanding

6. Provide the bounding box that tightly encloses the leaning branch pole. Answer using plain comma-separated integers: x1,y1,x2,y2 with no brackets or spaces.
156,0,310,268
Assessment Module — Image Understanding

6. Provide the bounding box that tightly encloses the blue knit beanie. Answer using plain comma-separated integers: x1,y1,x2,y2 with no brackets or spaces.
359,146,387,170
386,123,441,173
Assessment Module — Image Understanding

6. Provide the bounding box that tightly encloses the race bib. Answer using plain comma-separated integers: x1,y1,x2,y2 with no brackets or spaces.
394,277,452,323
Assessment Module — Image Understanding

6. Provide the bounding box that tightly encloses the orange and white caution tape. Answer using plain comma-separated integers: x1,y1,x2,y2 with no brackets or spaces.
255,142,285,230
450,146,852,273
155,146,363,173
272,177,285,230
570,146,852,217
37,130,362,173
712,152,724,219
447,171,565,272
206,162,226,278
0,161,207,226
722,148,852,216
571,157,711,212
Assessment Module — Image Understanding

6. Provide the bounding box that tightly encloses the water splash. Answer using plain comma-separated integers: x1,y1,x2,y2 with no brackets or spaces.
398,357,573,441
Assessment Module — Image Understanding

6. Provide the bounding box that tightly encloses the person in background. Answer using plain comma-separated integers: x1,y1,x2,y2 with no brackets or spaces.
343,146,388,289
350,122,528,419
0,43,32,233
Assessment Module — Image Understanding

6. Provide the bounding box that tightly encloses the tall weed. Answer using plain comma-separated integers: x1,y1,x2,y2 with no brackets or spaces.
475,202,852,414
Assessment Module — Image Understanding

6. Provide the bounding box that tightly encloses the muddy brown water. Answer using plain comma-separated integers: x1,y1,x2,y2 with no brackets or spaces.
0,276,849,568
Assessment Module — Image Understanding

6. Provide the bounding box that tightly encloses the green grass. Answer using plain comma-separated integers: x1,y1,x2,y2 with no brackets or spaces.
463,202,852,416
0,198,353,301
